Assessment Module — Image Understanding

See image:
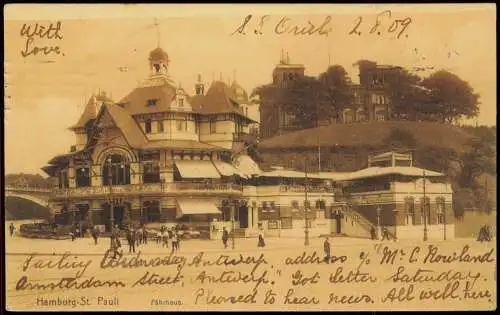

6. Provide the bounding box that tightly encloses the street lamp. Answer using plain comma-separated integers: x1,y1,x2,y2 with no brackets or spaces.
423,170,428,242
232,200,237,250
107,157,115,231
376,206,381,240
304,157,310,246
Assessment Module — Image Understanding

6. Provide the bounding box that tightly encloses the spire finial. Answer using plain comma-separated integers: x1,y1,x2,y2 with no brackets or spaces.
154,18,160,48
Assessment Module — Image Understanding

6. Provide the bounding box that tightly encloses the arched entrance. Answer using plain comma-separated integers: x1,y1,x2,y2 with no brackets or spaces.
102,153,131,186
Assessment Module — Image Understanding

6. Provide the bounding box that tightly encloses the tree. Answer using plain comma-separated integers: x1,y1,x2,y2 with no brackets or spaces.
454,138,495,188
421,70,480,124
318,65,352,122
383,68,427,120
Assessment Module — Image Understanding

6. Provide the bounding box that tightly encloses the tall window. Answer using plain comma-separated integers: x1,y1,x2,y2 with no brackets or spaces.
178,98,184,107
157,120,164,133
143,201,161,222
103,154,130,186
421,197,431,226
436,197,445,224
59,170,69,189
210,119,217,133
176,120,186,131
405,197,416,225
75,167,91,187
143,162,160,183
145,119,152,134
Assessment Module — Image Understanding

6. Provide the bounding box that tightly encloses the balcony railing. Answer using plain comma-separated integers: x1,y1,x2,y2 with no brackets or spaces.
279,185,333,193
52,182,243,199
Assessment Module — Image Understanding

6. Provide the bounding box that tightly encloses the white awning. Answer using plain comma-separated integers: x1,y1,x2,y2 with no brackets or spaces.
174,160,221,179
233,155,262,176
176,198,220,218
212,160,247,178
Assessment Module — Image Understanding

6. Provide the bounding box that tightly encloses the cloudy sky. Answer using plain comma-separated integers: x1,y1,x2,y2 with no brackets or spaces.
4,4,496,175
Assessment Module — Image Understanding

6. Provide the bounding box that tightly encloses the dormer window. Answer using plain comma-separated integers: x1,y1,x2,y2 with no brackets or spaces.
147,99,158,107
178,98,184,107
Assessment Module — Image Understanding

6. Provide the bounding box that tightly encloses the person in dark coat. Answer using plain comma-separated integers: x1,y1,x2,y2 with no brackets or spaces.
257,233,265,247
127,228,136,253
142,227,148,244
222,227,229,249
381,227,390,241
370,227,377,240
9,223,15,237
324,237,331,263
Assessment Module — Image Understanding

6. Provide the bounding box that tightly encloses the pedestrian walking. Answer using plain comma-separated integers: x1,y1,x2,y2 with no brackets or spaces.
171,231,179,253
135,228,142,248
257,233,266,247
156,230,162,244
127,228,136,253
142,227,148,244
381,227,390,241
92,225,100,245
162,229,169,248
222,227,229,249
9,223,15,237
324,237,331,263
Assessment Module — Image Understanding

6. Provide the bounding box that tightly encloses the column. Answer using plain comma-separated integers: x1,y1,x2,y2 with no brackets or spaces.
130,162,141,185
91,165,102,187
247,204,252,230
68,159,76,188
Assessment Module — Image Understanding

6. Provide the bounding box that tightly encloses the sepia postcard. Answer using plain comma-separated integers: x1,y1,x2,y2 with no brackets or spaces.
3,3,497,312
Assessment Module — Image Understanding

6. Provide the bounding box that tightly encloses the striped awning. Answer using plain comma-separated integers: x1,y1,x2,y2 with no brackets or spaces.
174,160,221,179
212,160,247,178
176,198,220,218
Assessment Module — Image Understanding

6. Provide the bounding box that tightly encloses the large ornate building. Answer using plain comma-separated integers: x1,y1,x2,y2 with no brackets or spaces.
41,47,454,240
258,54,398,140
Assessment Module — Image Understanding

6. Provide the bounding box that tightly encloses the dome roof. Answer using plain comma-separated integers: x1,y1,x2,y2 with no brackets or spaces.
149,47,169,61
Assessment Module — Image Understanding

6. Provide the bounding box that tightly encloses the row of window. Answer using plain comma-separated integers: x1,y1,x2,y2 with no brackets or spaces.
143,119,222,134
261,200,327,210
404,197,446,225
146,98,184,108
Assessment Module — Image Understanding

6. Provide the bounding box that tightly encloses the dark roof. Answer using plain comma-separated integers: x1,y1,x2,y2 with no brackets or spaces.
258,121,475,153
149,47,169,61
103,103,148,148
70,94,114,129
117,81,178,115
190,81,256,122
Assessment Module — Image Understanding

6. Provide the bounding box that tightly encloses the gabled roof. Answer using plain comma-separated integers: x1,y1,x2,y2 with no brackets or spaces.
70,93,114,130
102,103,148,148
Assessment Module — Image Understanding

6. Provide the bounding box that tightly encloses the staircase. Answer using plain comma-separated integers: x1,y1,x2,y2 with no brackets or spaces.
342,203,396,240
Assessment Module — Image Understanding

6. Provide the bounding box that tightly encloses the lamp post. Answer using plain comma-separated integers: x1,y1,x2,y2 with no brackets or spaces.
376,206,381,240
107,157,115,231
304,158,310,246
231,200,236,250
423,170,428,242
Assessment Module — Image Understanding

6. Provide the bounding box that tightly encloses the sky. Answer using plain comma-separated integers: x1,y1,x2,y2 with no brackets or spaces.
4,4,496,175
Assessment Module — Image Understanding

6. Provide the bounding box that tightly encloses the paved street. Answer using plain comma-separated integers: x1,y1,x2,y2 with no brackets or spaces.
5,225,497,312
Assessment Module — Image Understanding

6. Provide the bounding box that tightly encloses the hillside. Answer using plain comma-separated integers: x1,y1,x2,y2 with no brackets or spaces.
258,121,475,154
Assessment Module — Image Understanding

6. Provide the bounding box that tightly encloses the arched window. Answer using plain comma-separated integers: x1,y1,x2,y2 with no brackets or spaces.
102,154,131,186
405,197,415,225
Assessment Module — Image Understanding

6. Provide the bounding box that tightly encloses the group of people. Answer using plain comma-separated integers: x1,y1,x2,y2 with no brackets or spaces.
155,226,180,252
370,227,393,241
477,224,492,242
